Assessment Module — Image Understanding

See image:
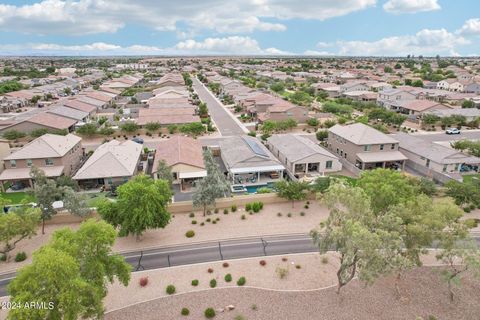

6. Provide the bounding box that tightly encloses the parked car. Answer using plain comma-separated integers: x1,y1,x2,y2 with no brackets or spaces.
132,137,144,144
10,182,26,191
446,128,461,135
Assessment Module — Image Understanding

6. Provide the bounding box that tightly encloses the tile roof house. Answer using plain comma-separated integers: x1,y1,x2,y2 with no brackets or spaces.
152,136,206,191
219,135,285,188
47,106,90,122
328,123,407,171
267,134,342,179
137,108,200,126
0,113,77,135
73,140,142,189
0,133,83,188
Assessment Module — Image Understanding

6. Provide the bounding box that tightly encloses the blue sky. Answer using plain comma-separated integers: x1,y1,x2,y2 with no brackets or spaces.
0,0,479,56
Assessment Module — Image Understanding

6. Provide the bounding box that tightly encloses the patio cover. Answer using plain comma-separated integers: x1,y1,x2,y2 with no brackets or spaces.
356,151,407,163
0,166,64,181
231,165,285,174
178,171,207,179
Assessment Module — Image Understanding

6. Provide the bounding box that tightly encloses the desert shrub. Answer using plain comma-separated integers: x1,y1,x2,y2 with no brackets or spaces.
259,260,266,266
276,267,289,279
139,277,148,287
208,268,214,273
295,265,302,269
191,220,197,225
287,213,292,218
223,262,229,268
185,230,195,238
321,256,329,264
200,222,205,226
224,273,232,282
191,279,199,286
464,207,471,213
241,214,246,220
464,218,479,228
14,252,27,262
277,212,282,217
245,203,252,211
251,201,263,213
212,220,217,224
214,208,219,214
304,204,309,209
223,208,229,214
0,254,6,262
210,279,217,288
282,257,288,262
206,218,211,222
231,204,237,212
181,308,190,316
300,211,305,216
251,304,258,311
236,276,246,286
204,308,216,318
166,285,176,295
189,212,195,218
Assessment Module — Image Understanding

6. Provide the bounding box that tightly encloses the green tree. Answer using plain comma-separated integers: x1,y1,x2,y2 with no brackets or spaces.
145,122,161,133
270,82,285,93
153,159,174,186
98,174,172,238
311,181,400,293
461,100,475,108
193,149,230,216
275,180,309,208
76,123,98,137
198,102,208,117
316,130,328,141
0,206,40,259
120,121,139,133
2,130,26,141
422,114,440,126
29,128,50,138
179,122,205,137
445,179,480,207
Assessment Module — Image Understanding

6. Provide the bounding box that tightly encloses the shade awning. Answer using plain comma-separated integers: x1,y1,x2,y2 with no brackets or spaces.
356,151,407,163
178,171,207,179
0,166,64,181
231,165,285,174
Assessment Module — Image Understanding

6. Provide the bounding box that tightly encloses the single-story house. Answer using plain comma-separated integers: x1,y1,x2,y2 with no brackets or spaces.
73,140,142,189
0,113,77,135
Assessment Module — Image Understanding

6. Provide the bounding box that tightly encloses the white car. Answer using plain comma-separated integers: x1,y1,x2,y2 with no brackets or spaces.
446,128,461,135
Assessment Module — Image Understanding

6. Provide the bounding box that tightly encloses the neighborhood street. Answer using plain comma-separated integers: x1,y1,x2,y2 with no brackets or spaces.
192,77,248,136
413,130,480,143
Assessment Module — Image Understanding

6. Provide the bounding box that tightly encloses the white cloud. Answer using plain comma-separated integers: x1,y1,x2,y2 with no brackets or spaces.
0,37,289,56
383,0,440,14
0,0,376,36
303,50,334,56
335,28,468,56
457,18,480,36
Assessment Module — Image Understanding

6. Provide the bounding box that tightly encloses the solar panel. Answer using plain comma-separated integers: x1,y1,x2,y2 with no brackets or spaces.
242,136,268,158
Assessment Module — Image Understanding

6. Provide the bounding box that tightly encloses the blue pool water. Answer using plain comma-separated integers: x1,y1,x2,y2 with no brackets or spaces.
245,182,275,194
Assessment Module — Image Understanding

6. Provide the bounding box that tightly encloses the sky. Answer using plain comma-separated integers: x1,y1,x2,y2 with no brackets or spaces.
0,0,479,56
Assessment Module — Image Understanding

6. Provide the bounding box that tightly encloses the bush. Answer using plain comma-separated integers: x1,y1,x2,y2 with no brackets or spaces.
223,208,229,214
224,273,232,282
189,212,195,218
209,279,217,288
166,285,176,295
282,257,288,262
464,207,472,213
300,211,305,216
237,276,246,286
212,220,217,224
204,308,216,318
276,267,289,279
222,262,229,268
259,260,266,266
14,252,27,262
277,212,282,217
251,201,263,213
200,222,205,226
191,279,199,286
206,218,211,222
287,213,292,218
295,265,302,269
185,230,195,238
304,204,309,209
208,268,214,273
245,203,252,211
231,204,237,212
321,256,329,264
181,308,190,316
214,208,219,214
139,277,148,287
0,254,6,262
241,214,246,220
191,220,197,225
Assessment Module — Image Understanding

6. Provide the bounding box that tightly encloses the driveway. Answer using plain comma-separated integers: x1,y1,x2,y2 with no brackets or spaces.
192,77,247,136
412,130,480,143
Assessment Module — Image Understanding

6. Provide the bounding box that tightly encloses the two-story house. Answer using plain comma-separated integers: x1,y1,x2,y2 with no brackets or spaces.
327,123,407,171
0,133,83,190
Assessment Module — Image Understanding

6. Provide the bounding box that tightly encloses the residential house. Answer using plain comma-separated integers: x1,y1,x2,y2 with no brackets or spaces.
327,123,407,170
152,136,206,191
266,134,342,180
0,134,82,189
73,140,142,189
0,113,76,135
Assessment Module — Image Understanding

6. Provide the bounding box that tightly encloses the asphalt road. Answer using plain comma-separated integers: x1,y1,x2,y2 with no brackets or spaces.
192,77,247,136
1,233,478,297
0,234,316,297
413,130,480,143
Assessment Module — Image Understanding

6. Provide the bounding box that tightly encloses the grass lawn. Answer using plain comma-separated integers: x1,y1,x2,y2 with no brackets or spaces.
463,174,480,183
1,192,36,204
329,175,358,186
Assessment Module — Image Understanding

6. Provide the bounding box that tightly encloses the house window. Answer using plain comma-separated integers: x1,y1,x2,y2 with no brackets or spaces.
172,172,178,180
123,177,129,183
443,165,448,172
364,145,371,151
326,161,333,169
10,160,16,168
107,178,113,185
380,144,384,150
391,144,395,150
26,159,33,167
45,158,54,166
454,164,459,171
344,153,347,159
426,159,430,168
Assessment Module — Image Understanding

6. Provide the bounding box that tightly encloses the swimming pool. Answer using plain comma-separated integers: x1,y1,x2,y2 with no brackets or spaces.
245,182,275,194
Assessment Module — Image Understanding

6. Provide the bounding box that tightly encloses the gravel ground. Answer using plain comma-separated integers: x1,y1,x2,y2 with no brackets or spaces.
105,267,480,320
0,201,328,273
